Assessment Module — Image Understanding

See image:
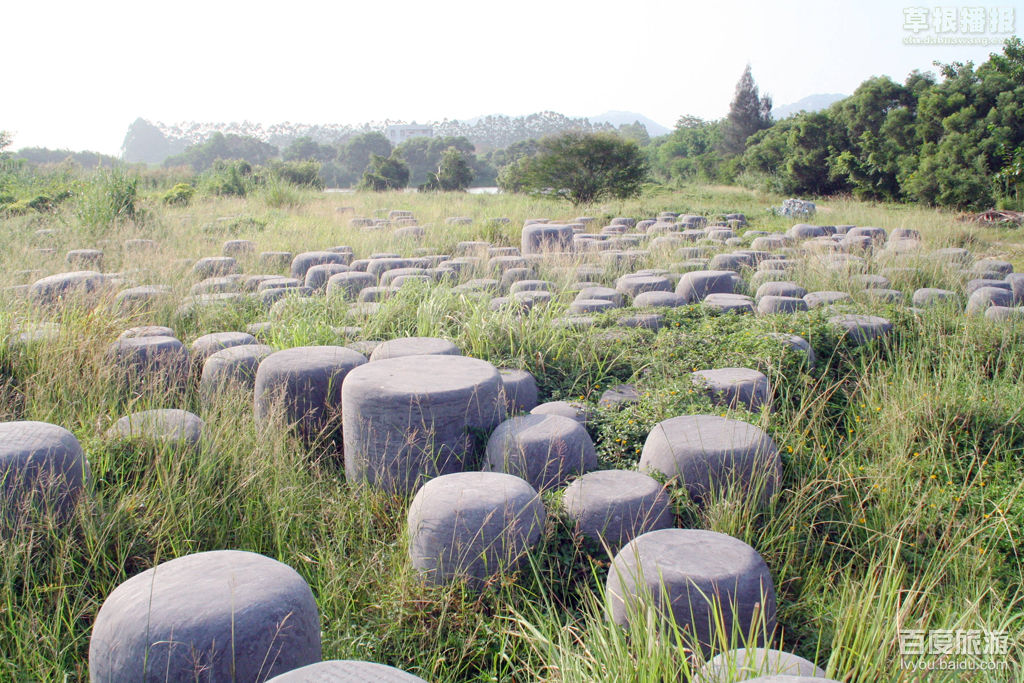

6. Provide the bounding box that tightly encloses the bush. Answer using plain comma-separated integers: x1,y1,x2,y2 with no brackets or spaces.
271,161,323,189
500,132,648,205
200,160,253,197
76,168,140,231
162,183,195,206
358,154,410,192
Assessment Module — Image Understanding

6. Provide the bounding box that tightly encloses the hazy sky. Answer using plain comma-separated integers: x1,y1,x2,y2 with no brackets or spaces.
3,0,1020,156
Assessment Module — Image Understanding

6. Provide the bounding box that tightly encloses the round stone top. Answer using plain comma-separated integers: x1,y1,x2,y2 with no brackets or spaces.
563,469,666,507
267,660,428,682
0,421,82,459
106,409,203,446
369,337,461,361
344,354,501,398
615,528,767,586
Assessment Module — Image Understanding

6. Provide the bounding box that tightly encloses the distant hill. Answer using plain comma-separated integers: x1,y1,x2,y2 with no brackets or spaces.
588,111,671,137
771,93,847,120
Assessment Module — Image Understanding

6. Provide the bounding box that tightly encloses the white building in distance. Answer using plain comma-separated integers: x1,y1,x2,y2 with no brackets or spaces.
385,124,433,146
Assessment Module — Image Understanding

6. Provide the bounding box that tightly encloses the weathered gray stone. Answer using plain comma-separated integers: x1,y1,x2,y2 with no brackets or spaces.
616,274,673,299
599,384,640,410
483,414,597,491
912,287,958,307
966,286,1014,314
606,529,776,655
985,306,1024,322
755,281,806,300
698,647,826,682
222,239,256,257
190,331,257,365
829,314,893,344
326,272,376,300
106,409,204,449
305,263,350,291
118,325,176,340
530,401,591,426
66,248,103,269
89,550,320,682
675,270,739,303
640,415,781,503
766,333,816,368
803,291,851,309
291,251,350,279
407,472,545,588
521,223,574,255
633,291,686,308
106,336,189,395
499,369,539,413
200,344,275,400
343,355,506,493
192,256,237,279
268,660,428,682
29,271,105,306
692,368,771,411
703,293,754,314
369,337,460,361
756,295,808,315
0,421,90,527
616,313,665,330
562,470,673,552
569,298,617,314
254,346,368,442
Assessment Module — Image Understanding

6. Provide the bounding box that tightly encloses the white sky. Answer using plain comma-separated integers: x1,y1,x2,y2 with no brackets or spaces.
3,0,1020,156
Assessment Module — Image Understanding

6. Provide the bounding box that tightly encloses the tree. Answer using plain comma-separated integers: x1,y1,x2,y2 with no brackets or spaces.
283,136,336,163
0,131,11,153
617,121,650,146
164,132,278,172
500,132,648,205
720,65,773,156
122,118,171,164
421,147,474,191
358,154,410,191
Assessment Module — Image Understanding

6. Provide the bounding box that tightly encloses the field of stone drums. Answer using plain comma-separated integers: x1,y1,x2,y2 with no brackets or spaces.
1,183,1023,681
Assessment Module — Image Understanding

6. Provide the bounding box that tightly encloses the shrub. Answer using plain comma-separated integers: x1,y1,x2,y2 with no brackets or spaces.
76,168,140,232
200,160,253,197
162,183,195,206
271,161,323,189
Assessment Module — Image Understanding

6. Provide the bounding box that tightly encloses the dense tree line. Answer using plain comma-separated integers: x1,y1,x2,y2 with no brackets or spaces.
648,39,1024,209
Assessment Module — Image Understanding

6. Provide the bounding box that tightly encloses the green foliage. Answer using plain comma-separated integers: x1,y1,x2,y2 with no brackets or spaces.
358,154,410,191
199,160,253,197
649,116,725,183
323,132,393,188
282,136,336,163
76,168,140,232
419,147,474,192
270,160,324,189
121,118,171,164
736,38,1024,209
165,132,278,172
617,121,650,146
393,136,473,187
720,65,773,157
500,131,648,205
161,182,195,206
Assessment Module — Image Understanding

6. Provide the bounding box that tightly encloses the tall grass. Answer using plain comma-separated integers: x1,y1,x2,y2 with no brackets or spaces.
0,181,1022,680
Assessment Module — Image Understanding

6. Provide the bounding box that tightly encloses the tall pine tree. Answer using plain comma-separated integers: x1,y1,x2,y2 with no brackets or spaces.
720,65,773,156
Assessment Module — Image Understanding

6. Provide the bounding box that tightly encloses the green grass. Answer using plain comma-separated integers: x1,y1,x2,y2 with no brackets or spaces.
1,176,1023,681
